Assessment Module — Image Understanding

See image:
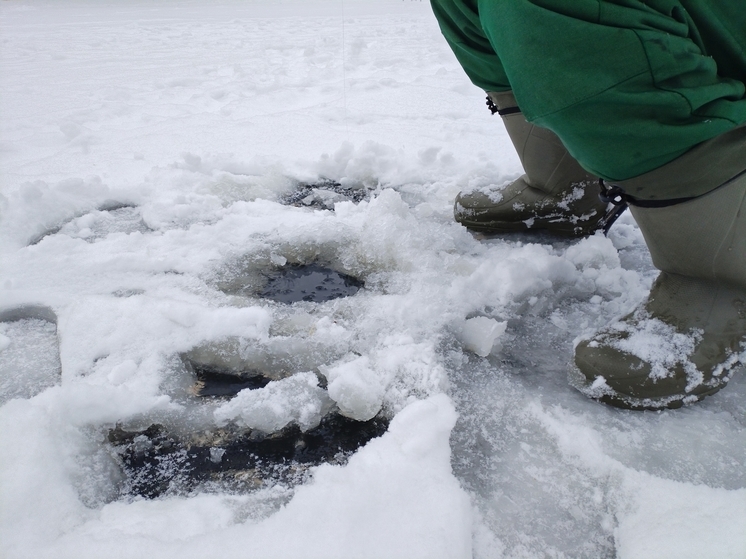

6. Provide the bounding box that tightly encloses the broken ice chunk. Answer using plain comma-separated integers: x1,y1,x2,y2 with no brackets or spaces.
269,253,287,266
209,447,226,464
213,372,334,433
321,355,385,421
458,317,507,357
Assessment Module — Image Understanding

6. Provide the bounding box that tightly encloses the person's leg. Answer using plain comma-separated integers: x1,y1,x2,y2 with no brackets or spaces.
430,0,609,236
574,125,746,409
455,90,609,236
476,0,746,184
468,0,746,408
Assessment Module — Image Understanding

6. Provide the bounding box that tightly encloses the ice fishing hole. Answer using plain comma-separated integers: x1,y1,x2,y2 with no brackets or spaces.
281,179,370,210
108,413,389,499
191,363,272,398
0,305,61,404
260,263,364,304
112,288,146,298
29,203,149,245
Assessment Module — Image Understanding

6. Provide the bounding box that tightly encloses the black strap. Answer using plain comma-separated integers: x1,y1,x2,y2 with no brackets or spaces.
626,196,696,208
486,95,521,116
599,179,695,208
594,180,627,235
498,106,522,116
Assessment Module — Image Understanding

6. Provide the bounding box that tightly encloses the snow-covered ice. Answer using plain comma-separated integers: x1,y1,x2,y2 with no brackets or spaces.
1,1,745,558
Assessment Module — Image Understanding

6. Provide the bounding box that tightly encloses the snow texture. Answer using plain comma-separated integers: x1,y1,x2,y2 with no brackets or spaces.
213,372,334,432
0,318,61,404
1,1,744,558
457,316,507,357
606,313,703,382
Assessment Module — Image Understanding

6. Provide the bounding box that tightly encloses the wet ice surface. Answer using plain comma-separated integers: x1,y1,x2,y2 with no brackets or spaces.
451,309,746,558
1,2,745,558
0,317,61,404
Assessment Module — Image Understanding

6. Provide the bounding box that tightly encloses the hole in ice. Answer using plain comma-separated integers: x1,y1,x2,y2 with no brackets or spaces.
0,305,57,324
280,179,370,210
190,363,272,399
108,413,389,499
216,256,365,305
259,263,364,304
112,288,146,298
0,305,61,404
29,203,150,245
112,355,386,498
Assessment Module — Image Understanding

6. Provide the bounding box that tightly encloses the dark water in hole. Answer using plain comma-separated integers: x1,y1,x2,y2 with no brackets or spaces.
193,365,271,398
109,414,389,499
260,264,364,304
281,180,368,209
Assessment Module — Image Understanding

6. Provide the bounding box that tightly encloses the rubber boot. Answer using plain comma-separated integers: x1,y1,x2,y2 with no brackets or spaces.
573,127,746,410
454,91,610,237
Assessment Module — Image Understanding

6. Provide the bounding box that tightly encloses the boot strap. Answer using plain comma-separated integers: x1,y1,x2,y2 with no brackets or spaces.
595,179,629,235
486,95,521,116
601,165,746,210
600,179,696,209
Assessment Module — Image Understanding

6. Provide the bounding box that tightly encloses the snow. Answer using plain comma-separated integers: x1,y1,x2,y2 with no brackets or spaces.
1,1,744,558
214,372,334,432
457,316,507,357
321,354,385,421
603,313,703,382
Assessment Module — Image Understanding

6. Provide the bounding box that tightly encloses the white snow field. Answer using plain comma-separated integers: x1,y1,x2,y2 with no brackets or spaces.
1,1,745,558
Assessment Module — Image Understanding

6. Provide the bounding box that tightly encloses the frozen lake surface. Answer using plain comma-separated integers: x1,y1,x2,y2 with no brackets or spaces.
1,1,744,558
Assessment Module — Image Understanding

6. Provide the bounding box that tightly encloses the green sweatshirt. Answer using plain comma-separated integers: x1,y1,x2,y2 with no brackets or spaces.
431,0,746,183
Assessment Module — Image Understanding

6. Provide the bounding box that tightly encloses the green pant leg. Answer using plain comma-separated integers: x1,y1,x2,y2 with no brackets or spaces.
475,0,746,186
429,0,510,92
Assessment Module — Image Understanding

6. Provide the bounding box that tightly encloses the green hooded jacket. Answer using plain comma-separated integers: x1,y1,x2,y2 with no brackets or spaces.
431,0,746,182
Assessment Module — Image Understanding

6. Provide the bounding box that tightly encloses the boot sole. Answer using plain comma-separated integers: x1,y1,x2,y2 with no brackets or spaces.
597,385,723,411
456,217,603,238
568,364,726,411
